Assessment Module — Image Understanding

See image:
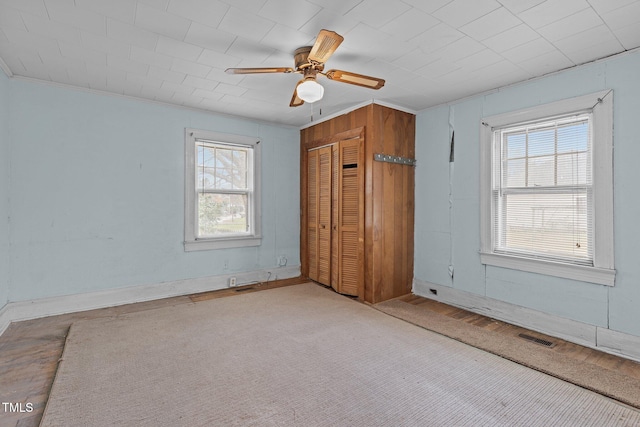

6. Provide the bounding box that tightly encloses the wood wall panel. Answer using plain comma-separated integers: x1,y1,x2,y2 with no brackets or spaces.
300,103,415,303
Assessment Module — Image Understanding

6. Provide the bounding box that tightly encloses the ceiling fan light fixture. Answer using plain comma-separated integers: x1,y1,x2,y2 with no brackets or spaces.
297,79,324,103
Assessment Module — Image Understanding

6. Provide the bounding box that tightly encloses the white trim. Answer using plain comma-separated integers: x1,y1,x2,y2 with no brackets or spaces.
413,278,640,362
597,327,640,361
413,279,595,347
479,253,615,286
184,129,262,251
184,236,262,251
299,99,417,130
481,90,610,128
591,92,615,269
0,266,301,337
0,303,10,339
479,90,615,284
479,123,493,255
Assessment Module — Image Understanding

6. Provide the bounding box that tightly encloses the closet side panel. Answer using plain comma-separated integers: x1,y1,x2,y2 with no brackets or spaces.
368,104,416,303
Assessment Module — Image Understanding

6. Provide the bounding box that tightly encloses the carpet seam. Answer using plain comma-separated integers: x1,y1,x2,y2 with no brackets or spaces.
38,322,78,427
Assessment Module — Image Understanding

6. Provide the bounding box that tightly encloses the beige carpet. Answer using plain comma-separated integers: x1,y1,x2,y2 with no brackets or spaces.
374,298,640,410
41,283,640,426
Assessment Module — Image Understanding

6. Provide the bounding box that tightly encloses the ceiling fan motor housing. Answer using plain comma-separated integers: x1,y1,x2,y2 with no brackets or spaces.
294,46,323,71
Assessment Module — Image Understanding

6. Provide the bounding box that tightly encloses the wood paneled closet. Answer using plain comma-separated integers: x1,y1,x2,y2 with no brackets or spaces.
300,103,415,304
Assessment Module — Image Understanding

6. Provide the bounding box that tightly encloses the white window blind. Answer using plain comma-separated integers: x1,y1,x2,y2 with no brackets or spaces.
492,114,593,265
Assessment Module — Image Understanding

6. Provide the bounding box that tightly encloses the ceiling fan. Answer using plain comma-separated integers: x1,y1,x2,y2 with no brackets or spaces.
225,29,385,107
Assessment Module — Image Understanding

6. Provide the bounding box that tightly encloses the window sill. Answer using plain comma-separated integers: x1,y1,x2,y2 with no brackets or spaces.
480,252,615,286
184,236,261,251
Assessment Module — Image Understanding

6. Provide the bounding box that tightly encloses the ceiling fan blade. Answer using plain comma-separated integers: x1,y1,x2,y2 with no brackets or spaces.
289,82,304,107
308,29,344,64
225,67,294,74
324,69,385,90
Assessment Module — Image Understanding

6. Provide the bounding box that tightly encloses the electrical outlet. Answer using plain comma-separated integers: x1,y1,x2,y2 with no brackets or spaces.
277,255,287,266
228,277,237,287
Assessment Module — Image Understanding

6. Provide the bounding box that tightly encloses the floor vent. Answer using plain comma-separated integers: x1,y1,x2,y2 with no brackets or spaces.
518,333,556,348
235,287,255,292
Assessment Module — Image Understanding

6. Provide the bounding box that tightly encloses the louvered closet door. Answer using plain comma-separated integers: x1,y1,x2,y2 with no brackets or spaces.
331,145,339,291
307,146,332,286
316,146,332,285
307,149,319,282
335,138,363,296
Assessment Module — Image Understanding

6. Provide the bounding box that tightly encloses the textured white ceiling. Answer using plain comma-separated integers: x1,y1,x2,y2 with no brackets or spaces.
1,0,639,127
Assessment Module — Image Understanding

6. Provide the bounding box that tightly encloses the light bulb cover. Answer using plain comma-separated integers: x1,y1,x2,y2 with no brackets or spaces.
297,80,324,103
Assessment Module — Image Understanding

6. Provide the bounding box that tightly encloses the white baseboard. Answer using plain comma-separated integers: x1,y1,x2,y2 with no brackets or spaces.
413,278,640,363
597,327,640,361
0,266,301,337
0,302,10,339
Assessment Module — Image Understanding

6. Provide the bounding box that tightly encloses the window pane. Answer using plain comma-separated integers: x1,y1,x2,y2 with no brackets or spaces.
196,143,250,191
197,168,216,190
197,146,215,190
215,149,233,189
527,128,555,156
504,158,525,187
232,150,247,189
557,152,587,185
506,132,526,158
499,192,590,260
202,146,215,167
528,155,555,187
557,121,588,153
198,193,249,237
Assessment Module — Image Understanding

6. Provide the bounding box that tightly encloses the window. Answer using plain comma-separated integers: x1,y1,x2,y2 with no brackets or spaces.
495,115,591,263
480,91,615,285
184,129,261,251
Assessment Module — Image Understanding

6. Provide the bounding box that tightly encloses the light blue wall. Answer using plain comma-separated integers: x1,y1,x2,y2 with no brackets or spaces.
0,70,9,308
7,79,300,302
415,49,640,338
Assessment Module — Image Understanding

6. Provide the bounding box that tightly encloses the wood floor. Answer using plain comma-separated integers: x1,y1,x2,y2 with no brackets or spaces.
0,277,306,427
1,279,639,426
395,294,640,381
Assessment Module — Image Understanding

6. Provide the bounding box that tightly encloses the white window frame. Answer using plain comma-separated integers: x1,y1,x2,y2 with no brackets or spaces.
480,90,615,286
184,129,261,251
